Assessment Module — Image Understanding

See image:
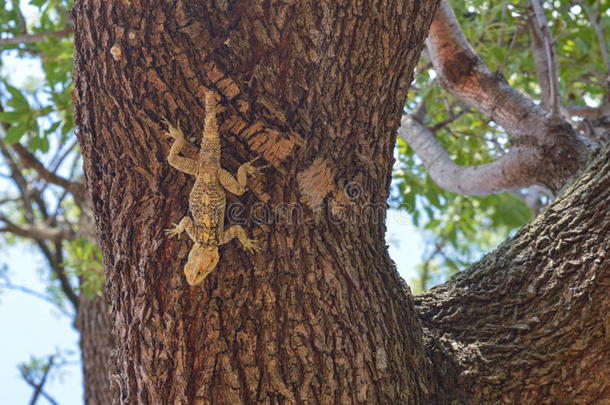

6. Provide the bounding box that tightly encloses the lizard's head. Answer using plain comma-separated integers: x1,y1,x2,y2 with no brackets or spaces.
184,244,220,286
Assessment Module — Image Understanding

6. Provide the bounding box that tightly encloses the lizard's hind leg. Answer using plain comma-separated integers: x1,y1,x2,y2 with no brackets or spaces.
221,225,261,252
165,217,195,241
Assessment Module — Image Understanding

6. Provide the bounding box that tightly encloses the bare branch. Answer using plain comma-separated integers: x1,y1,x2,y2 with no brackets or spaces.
15,5,28,36
49,139,78,173
398,115,543,195
0,196,20,205
20,356,60,405
411,0,590,195
11,143,74,191
576,0,610,73
527,17,553,110
510,185,552,215
0,140,33,219
0,28,72,46
415,143,610,403
529,0,561,118
428,108,468,133
565,104,610,119
0,282,72,317
51,241,79,311
425,0,549,140
0,215,75,242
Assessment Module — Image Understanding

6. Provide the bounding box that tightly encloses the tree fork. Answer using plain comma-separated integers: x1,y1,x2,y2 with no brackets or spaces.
72,0,609,403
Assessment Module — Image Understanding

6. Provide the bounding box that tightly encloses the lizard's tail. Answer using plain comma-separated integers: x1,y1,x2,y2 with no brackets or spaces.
202,90,221,157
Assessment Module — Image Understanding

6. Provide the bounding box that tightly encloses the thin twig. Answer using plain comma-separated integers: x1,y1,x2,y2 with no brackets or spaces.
22,355,57,405
497,21,528,75
0,28,73,46
530,0,561,118
12,144,74,191
0,282,72,317
428,109,468,133
577,0,610,72
51,241,79,311
50,139,78,173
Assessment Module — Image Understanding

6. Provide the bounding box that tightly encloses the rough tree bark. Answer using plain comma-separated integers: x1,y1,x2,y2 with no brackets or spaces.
73,1,438,403
417,144,610,404
71,1,609,404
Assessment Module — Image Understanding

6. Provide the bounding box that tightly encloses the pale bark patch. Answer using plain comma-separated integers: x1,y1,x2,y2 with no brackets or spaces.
298,158,334,212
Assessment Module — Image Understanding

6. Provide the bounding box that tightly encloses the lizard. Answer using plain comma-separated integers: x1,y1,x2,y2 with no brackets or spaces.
163,90,262,286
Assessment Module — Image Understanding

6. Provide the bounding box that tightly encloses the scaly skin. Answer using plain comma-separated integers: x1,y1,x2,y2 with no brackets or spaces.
164,91,262,286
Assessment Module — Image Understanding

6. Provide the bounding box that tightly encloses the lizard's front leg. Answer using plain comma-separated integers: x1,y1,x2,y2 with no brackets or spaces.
220,225,261,252
164,119,198,175
165,217,195,241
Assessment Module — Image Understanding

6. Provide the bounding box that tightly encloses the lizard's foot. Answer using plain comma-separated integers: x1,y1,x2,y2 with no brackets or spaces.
164,223,184,239
241,238,261,253
162,118,185,140
242,157,269,177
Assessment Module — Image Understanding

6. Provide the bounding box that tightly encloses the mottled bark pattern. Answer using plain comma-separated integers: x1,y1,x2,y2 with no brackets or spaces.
72,0,438,404
417,145,610,404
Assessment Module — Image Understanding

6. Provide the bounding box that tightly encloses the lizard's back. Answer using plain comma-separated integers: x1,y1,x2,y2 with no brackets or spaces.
189,165,225,246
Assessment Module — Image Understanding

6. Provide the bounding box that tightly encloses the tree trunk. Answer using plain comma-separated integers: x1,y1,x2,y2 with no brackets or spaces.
71,0,609,404
76,295,114,405
75,193,114,405
72,0,438,403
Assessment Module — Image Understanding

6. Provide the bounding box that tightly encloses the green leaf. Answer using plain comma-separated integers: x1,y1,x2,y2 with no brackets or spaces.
0,110,28,123
3,81,30,110
4,121,27,144
44,121,61,135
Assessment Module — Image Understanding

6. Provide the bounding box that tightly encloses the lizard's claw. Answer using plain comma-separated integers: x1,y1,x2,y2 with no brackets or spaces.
241,238,261,253
162,118,184,140
243,163,258,177
243,157,270,177
165,223,183,239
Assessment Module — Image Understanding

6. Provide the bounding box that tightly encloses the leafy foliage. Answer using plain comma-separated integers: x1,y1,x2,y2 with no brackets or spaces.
64,238,104,298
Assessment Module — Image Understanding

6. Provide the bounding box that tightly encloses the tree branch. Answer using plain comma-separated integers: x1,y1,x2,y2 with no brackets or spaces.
0,28,73,46
20,356,59,405
11,143,75,191
576,0,610,73
0,140,34,220
399,114,545,195
408,0,590,195
565,104,609,119
50,241,79,312
415,143,610,403
0,215,75,242
425,0,549,139
529,0,560,118
527,17,552,110
0,281,72,316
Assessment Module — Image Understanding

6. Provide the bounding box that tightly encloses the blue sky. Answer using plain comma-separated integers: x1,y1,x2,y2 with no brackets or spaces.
0,246,82,405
